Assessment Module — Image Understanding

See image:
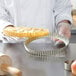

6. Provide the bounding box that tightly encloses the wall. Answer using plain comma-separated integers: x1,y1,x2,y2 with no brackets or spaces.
71,0,76,9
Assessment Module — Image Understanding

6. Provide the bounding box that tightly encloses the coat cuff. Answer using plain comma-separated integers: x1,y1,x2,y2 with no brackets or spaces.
56,14,72,26
0,19,13,32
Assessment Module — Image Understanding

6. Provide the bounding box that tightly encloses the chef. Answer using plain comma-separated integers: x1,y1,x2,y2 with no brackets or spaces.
0,0,72,76
0,0,72,40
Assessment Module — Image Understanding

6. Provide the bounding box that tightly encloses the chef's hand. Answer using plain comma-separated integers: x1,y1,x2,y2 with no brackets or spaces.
58,22,71,39
53,21,71,47
1,25,25,43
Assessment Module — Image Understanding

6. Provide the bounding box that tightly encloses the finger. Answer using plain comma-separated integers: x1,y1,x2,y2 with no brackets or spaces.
52,38,59,41
59,26,71,39
52,37,64,43
60,31,71,39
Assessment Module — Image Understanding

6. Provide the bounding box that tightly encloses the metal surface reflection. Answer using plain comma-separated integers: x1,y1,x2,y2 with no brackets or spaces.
0,42,72,76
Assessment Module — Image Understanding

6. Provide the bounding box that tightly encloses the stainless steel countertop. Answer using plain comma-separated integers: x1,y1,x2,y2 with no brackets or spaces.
0,42,75,76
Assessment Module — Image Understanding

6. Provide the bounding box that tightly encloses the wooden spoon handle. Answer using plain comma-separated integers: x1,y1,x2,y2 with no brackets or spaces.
1,64,22,76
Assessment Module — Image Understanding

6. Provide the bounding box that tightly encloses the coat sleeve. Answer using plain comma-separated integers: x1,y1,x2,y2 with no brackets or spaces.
0,0,14,32
54,0,72,26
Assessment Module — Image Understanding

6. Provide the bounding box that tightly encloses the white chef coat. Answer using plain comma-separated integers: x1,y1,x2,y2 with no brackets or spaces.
0,0,72,33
